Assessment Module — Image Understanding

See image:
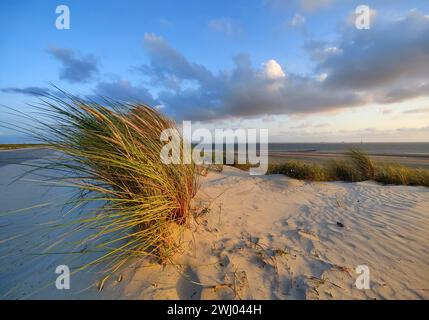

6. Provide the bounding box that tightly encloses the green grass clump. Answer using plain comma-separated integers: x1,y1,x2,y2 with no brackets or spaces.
375,164,429,187
328,160,359,182
346,149,375,180
268,161,330,181
25,93,199,273
325,149,374,182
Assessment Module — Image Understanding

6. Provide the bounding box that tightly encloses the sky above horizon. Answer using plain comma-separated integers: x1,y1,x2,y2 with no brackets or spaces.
1,0,429,143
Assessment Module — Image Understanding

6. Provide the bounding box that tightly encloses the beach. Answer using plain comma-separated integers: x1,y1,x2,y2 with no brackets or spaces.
269,151,429,169
0,149,428,299
267,142,429,169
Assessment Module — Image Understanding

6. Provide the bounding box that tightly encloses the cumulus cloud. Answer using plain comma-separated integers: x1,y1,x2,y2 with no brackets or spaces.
208,17,243,36
139,33,214,90
91,80,158,105
137,10,429,122
318,10,429,96
263,60,286,80
47,47,99,83
133,32,377,121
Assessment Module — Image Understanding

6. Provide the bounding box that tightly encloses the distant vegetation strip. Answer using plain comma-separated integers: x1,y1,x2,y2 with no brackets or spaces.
0,143,50,150
224,149,429,187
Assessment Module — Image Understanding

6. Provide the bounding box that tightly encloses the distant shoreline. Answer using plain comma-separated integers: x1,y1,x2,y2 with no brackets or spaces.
269,152,429,169
270,150,429,159
0,144,49,151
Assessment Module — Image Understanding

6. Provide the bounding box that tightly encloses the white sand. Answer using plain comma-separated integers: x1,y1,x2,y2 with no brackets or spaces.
1,161,428,299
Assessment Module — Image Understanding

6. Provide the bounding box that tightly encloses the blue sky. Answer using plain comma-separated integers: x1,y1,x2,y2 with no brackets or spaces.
1,0,429,142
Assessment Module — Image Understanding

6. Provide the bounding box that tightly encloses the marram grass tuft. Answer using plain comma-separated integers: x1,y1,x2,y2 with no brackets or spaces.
18,92,199,275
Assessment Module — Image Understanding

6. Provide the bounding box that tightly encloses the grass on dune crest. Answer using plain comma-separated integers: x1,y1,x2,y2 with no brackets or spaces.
346,149,375,181
233,149,429,187
267,160,330,181
14,93,199,274
340,149,429,186
327,160,359,182
374,164,429,186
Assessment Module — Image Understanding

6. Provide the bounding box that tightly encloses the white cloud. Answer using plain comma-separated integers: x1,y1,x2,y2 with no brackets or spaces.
263,59,286,80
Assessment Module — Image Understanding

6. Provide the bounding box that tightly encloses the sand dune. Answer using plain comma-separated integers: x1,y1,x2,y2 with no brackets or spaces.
1,160,428,299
